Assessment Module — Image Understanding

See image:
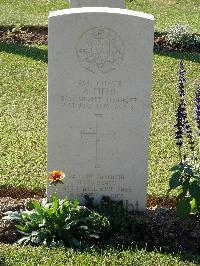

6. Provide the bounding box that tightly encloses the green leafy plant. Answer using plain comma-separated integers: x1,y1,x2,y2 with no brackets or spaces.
3,195,110,248
168,60,200,219
84,195,144,234
167,24,200,48
169,162,200,219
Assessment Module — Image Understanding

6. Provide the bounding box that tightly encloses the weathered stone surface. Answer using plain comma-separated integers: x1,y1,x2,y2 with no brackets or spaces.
47,7,154,211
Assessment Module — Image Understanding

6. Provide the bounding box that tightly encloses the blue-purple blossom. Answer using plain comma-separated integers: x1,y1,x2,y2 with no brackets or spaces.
181,101,195,152
184,121,195,151
194,84,200,133
175,100,184,147
178,60,186,97
175,100,194,151
175,60,195,152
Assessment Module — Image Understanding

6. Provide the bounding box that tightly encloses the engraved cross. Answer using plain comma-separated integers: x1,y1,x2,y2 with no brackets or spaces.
81,114,103,168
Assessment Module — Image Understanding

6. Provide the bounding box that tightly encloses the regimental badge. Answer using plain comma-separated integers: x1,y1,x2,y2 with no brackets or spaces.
76,27,125,74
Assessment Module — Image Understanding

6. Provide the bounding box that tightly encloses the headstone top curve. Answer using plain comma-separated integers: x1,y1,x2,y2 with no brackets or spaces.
49,7,154,21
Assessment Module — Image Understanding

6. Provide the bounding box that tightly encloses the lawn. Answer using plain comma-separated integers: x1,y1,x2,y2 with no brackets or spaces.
1,245,200,266
128,0,200,33
0,43,47,189
0,0,199,33
0,42,199,195
0,0,67,28
0,0,200,264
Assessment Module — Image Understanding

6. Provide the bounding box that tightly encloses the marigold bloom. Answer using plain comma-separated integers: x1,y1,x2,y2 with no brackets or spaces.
48,170,65,185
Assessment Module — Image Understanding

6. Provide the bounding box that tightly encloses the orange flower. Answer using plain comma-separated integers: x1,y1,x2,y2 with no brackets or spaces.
48,170,65,182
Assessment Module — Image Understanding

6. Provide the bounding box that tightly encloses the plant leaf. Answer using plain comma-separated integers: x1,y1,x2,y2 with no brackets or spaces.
176,199,191,219
52,195,59,213
190,198,197,212
15,224,27,232
170,164,184,172
189,184,200,202
169,171,182,189
3,211,21,221
89,234,100,239
27,200,41,210
69,237,81,248
16,236,31,246
178,179,190,199
31,230,49,244
184,166,194,176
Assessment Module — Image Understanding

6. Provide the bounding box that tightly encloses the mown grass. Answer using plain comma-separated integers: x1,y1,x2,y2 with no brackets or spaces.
0,43,47,189
128,0,200,33
0,1,199,264
149,51,200,196
0,42,199,195
0,0,67,28
0,0,199,33
1,245,200,266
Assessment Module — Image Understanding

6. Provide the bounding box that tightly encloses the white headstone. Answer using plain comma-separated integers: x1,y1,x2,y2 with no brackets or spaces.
47,4,154,211
69,0,124,8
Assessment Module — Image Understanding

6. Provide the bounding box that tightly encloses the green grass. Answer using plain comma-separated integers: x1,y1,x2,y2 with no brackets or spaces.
128,0,200,33
0,0,199,33
0,43,47,189
0,245,200,266
149,51,200,196
0,42,199,195
0,1,200,263
0,0,67,27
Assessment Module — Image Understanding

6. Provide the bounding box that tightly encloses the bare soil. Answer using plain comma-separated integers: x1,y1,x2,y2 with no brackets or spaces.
0,27,48,45
1,189,200,254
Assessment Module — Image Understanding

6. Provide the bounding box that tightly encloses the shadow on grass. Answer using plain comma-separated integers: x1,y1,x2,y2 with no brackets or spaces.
0,42,200,64
154,49,200,63
170,251,200,265
0,42,47,63
90,247,200,265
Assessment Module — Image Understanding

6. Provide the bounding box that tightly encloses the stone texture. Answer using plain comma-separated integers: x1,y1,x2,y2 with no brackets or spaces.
69,0,124,8
47,7,154,211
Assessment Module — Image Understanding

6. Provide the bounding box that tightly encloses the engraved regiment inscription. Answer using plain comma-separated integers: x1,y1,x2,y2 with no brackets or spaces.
76,27,125,74
60,80,137,111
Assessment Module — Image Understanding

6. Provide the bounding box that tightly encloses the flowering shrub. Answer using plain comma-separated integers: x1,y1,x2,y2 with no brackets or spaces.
3,195,110,248
168,60,200,219
167,24,200,49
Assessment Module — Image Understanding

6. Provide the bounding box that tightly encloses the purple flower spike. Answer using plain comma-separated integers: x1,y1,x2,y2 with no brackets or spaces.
175,99,195,151
175,100,184,147
175,60,195,152
184,122,195,151
178,60,186,97
194,84,200,133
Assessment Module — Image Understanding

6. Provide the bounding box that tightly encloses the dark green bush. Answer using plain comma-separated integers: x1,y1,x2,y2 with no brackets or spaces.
84,195,144,234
